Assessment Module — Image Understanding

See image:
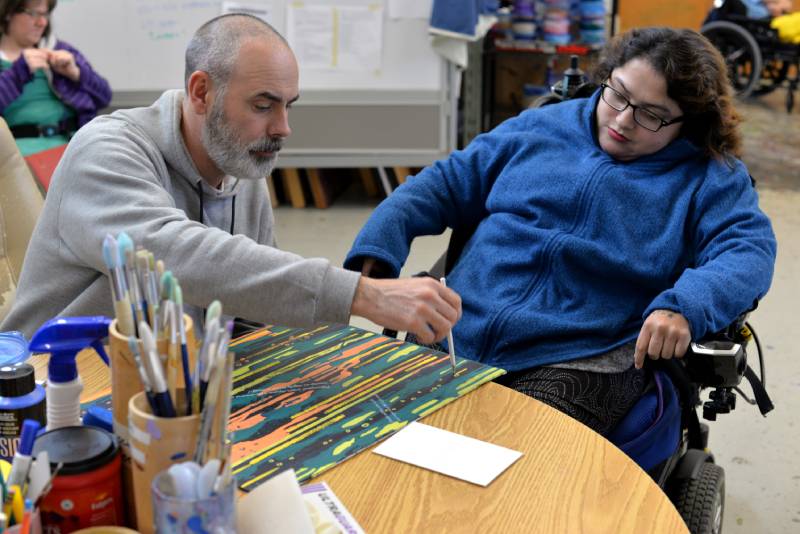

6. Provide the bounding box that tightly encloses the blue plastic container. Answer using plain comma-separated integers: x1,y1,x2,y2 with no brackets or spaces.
0,331,29,366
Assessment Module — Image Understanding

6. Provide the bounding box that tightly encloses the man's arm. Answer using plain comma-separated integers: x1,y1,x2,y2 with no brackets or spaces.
55,120,460,340
351,275,461,344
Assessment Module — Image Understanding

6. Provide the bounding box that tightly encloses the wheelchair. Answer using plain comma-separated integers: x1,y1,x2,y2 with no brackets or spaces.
369,65,774,534
701,0,800,112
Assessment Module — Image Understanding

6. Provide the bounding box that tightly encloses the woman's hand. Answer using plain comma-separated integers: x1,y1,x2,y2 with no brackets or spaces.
634,309,691,369
22,48,50,74
48,49,81,82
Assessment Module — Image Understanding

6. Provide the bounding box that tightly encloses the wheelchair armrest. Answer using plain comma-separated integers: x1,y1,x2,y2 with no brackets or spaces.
358,257,395,279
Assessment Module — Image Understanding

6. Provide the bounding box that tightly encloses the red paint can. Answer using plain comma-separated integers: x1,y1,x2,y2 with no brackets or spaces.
32,426,126,533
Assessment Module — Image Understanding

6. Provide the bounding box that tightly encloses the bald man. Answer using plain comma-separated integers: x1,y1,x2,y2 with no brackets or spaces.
2,14,461,341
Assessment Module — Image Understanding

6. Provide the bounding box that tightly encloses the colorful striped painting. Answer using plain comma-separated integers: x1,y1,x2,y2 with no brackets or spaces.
228,324,505,492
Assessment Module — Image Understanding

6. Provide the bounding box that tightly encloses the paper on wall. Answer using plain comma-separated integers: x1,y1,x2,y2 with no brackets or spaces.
287,4,336,69
287,3,384,72
221,1,275,24
337,5,383,72
388,0,432,20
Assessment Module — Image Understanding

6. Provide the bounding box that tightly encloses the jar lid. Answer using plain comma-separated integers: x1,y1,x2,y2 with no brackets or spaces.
0,362,36,397
0,331,29,366
32,426,119,475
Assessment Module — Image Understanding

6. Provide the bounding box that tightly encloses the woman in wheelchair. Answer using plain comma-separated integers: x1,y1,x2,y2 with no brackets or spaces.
737,0,794,19
345,27,777,440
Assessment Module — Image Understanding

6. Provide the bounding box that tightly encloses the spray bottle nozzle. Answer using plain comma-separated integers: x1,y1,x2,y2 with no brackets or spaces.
29,316,112,383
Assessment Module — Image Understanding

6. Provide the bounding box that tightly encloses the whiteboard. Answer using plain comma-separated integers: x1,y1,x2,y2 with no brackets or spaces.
51,0,443,93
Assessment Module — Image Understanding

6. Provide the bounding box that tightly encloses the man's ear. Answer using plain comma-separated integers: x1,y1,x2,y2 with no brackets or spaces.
186,71,214,115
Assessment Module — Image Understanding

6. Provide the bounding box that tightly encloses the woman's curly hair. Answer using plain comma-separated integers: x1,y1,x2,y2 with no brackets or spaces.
592,27,742,161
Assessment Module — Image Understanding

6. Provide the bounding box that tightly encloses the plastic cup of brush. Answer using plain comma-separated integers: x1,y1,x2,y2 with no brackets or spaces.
151,466,236,533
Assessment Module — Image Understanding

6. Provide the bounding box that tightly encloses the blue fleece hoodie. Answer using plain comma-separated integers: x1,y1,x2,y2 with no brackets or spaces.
345,91,777,371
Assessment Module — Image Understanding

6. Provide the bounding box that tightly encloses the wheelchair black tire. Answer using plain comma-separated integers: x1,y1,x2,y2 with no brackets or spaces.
702,20,763,98
670,462,725,534
751,60,789,97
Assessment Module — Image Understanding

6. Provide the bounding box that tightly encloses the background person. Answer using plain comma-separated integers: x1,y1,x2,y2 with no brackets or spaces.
0,0,111,156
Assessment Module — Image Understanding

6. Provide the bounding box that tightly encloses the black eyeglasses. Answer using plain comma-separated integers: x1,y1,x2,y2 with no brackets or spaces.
599,83,684,133
20,8,50,21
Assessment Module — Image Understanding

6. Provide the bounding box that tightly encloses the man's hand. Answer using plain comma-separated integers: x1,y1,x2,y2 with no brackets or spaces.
634,309,691,369
48,49,81,82
22,48,50,74
351,276,462,345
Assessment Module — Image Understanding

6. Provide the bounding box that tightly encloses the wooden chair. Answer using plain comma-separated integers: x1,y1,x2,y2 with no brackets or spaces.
0,118,44,322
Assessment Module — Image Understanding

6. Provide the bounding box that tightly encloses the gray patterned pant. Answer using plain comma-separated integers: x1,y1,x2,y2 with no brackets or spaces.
494,365,648,437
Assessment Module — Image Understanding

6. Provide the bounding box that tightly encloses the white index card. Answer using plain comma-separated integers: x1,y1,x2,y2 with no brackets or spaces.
373,422,522,486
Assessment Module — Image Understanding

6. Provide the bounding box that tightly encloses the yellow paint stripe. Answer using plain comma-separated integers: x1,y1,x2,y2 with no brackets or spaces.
240,466,280,489
375,420,408,439
416,397,457,418
342,411,375,428
386,345,421,362
411,399,440,415
333,438,356,456
342,375,364,388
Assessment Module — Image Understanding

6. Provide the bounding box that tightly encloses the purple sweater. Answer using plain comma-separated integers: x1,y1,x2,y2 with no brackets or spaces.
0,40,111,127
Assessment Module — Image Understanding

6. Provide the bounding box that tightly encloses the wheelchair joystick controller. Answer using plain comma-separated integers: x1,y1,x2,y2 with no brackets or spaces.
686,340,747,421
686,340,746,388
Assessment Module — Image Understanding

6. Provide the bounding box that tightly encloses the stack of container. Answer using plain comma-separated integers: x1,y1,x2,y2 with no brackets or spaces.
542,0,572,44
579,0,606,44
512,0,537,41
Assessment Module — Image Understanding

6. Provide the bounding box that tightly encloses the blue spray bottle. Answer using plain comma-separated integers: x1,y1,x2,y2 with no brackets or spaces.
29,316,112,431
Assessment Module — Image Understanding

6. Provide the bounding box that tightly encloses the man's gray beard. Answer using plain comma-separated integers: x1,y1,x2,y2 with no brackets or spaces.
201,91,279,181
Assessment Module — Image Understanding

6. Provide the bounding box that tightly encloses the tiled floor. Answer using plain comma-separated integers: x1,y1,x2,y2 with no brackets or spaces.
272,89,799,533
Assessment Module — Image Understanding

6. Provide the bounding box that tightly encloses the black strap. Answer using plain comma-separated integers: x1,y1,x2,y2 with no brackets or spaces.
195,180,236,235
744,364,775,416
9,117,77,138
195,179,237,331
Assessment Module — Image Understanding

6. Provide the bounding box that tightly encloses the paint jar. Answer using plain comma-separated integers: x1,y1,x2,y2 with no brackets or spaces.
0,362,46,462
151,471,236,533
32,426,125,533
128,390,202,534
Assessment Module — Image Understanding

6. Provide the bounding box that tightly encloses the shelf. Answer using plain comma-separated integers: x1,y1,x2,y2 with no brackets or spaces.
491,39,604,55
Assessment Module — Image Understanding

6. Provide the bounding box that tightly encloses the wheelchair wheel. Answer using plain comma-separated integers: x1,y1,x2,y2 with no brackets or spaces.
670,462,725,534
752,60,789,97
701,21,763,98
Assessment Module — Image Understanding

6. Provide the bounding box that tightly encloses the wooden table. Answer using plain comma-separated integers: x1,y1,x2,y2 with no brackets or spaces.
31,350,688,534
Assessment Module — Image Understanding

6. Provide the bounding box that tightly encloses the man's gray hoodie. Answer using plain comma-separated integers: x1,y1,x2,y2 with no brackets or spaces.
2,90,360,338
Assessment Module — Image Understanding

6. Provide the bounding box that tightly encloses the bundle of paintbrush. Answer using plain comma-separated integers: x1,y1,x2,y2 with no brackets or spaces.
102,232,234,430
192,308,235,482
102,232,163,338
